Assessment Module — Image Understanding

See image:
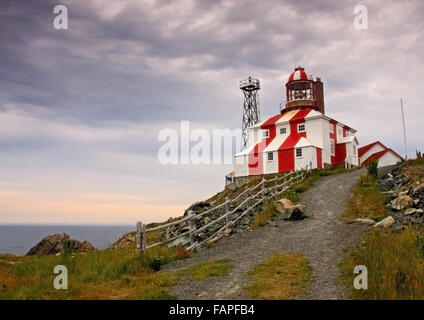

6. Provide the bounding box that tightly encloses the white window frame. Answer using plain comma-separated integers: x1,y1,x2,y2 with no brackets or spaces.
280,127,287,134
330,139,335,156
338,127,342,136
267,152,274,161
297,123,306,133
295,148,303,158
329,124,334,134
263,130,269,138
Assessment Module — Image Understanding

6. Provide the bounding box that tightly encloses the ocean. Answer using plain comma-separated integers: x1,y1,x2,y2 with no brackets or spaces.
0,225,134,255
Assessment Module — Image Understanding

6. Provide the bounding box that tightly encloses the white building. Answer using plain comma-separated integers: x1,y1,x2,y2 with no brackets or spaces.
234,66,360,177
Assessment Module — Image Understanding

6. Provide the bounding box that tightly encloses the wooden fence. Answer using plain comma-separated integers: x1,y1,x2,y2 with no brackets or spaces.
136,165,311,253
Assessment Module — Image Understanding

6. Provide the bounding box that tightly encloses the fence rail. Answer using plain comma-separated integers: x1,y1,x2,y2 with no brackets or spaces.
136,165,311,253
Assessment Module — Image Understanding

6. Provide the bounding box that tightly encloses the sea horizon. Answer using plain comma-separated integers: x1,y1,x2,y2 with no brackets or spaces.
0,224,134,255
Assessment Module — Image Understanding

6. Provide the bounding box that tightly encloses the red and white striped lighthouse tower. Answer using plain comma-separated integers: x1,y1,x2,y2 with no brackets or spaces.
233,66,359,177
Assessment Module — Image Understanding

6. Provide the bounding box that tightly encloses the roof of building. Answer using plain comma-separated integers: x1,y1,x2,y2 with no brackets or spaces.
362,148,403,165
358,141,387,158
287,66,309,83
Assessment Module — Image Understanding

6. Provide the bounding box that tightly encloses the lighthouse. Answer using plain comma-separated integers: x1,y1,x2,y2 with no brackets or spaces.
233,66,359,177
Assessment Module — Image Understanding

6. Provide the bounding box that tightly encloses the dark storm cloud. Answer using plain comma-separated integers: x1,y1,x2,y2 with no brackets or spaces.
1,0,424,223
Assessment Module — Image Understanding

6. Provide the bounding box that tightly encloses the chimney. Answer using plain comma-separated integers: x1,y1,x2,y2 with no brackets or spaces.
314,77,325,114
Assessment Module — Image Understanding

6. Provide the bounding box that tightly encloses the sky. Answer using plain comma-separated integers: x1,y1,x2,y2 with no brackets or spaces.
0,0,423,225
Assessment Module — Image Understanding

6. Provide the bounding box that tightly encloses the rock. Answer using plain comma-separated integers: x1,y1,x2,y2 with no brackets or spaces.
185,201,210,215
268,221,278,227
78,241,95,253
373,216,395,228
413,183,424,195
379,177,394,191
349,218,375,225
109,231,136,249
410,216,424,224
168,235,190,248
404,208,417,216
26,233,95,256
391,195,414,211
417,209,424,214
414,199,420,206
274,198,294,214
282,203,306,221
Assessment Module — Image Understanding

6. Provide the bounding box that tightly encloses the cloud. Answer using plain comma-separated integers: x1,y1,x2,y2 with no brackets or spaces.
0,0,423,224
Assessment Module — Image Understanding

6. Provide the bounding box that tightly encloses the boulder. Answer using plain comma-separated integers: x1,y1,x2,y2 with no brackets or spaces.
349,218,376,225
274,198,295,215
274,199,306,220
109,231,136,249
26,233,95,256
373,216,395,228
391,195,414,211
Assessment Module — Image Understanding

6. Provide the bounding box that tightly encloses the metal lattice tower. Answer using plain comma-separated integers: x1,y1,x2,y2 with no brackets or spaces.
240,77,261,151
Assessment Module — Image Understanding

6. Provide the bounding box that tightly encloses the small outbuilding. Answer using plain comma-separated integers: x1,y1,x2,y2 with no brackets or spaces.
358,141,403,167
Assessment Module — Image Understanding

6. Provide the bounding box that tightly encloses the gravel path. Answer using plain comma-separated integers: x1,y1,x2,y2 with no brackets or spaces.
163,169,369,300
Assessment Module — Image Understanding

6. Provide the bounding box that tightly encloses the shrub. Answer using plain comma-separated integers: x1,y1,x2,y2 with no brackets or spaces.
366,159,379,179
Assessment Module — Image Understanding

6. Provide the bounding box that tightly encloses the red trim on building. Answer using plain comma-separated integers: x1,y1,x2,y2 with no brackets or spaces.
248,114,283,175
316,148,323,169
358,141,387,158
277,108,312,172
362,148,403,165
362,148,404,166
335,143,347,164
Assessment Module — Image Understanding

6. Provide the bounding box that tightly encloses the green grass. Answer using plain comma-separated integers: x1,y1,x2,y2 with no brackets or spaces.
245,253,313,299
340,157,424,299
343,174,389,222
0,246,185,300
176,258,232,281
340,227,424,299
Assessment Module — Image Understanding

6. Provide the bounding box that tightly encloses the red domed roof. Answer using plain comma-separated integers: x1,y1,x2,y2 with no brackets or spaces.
287,66,309,82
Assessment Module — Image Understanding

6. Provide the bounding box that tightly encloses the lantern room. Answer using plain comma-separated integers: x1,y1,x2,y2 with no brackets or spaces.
283,66,325,115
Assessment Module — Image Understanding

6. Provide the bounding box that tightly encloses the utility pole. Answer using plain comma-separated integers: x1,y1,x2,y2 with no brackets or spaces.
400,98,408,159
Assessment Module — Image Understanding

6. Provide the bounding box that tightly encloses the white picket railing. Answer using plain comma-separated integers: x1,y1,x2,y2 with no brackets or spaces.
136,166,311,252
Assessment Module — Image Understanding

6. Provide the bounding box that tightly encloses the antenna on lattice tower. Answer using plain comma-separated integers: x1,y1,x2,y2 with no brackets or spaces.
239,76,261,151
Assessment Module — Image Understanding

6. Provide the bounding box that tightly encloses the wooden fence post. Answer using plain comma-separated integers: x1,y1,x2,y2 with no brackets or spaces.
261,177,266,199
225,196,230,223
141,223,147,252
136,221,143,253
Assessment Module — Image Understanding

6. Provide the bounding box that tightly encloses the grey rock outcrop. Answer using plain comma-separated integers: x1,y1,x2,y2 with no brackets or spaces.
26,233,95,256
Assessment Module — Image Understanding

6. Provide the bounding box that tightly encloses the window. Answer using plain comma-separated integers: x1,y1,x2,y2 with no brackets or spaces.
280,127,287,134
298,124,306,132
331,139,335,155
267,152,274,161
296,148,302,158
353,145,356,155
329,125,334,134
338,128,342,136
263,130,269,138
